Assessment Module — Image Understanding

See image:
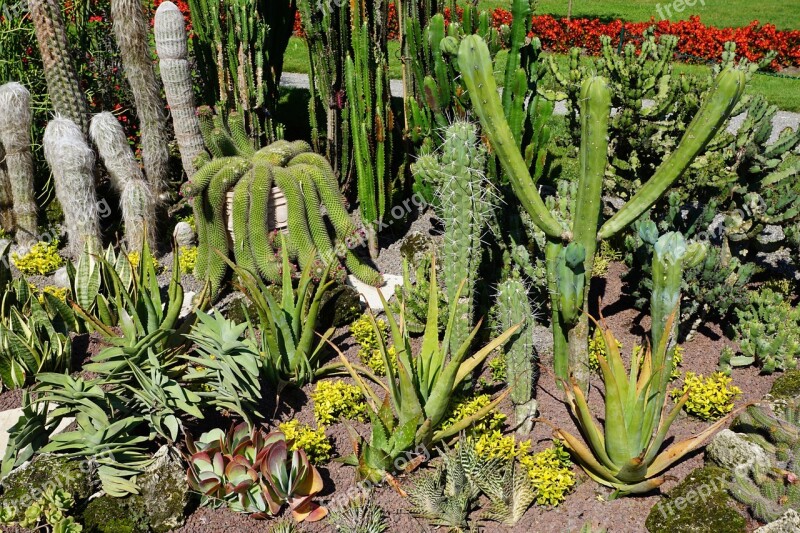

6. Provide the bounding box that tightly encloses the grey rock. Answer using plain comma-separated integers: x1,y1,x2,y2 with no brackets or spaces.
172,221,196,247
138,445,188,533
52,265,70,288
706,429,772,476
755,509,800,533
758,225,786,246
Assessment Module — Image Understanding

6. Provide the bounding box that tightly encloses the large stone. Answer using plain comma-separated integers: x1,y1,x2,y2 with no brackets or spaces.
0,454,95,522
346,274,403,311
770,370,800,399
645,466,746,533
82,494,149,533
52,265,71,288
172,221,196,247
706,429,772,476
755,509,800,533
138,445,188,533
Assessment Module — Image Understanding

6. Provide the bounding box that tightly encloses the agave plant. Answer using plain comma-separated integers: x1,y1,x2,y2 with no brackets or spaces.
186,423,327,522
335,259,520,483
552,311,733,497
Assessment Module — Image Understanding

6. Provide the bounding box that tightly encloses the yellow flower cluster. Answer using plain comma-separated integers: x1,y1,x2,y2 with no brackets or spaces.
671,371,742,421
488,354,507,382
519,442,576,506
37,285,68,304
473,430,530,460
278,420,332,465
12,241,64,276
441,394,506,436
126,251,162,272
311,380,367,426
588,327,622,371
178,246,198,274
349,314,397,375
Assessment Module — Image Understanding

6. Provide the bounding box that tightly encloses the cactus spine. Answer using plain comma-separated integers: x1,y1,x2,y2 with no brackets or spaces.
458,35,745,386
413,120,491,353
0,83,37,250
27,0,89,135
43,116,101,256
90,112,156,251
154,1,206,179
495,274,538,435
110,0,170,198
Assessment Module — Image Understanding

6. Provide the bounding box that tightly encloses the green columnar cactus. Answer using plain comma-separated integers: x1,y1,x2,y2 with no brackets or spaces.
0,82,37,251
27,0,89,135
89,112,156,251
247,161,281,282
458,35,746,385
495,274,538,435
230,169,257,275
43,116,102,256
110,0,170,198
0,147,13,233
345,1,393,259
412,120,491,353
154,1,206,179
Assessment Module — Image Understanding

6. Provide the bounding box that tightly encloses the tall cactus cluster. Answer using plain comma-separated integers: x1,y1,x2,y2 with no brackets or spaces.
182,109,382,298
27,0,89,136
725,400,800,523
186,0,295,143
153,1,206,179
43,116,102,256
90,112,156,252
296,0,394,257
458,34,746,386
110,0,170,199
412,120,492,353
0,82,37,251
494,273,538,435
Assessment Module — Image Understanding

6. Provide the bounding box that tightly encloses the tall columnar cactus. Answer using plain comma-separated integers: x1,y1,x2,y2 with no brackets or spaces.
458,35,746,386
412,120,491,353
0,82,37,250
27,0,89,135
0,146,13,232
187,0,295,142
494,274,538,435
345,2,393,258
90,112,156,251
154,1,206,179
183,114,381,298
43,116,102,256
110,0,171,198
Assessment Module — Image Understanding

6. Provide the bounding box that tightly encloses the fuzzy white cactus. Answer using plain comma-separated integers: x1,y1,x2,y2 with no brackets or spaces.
90,112,155,251
43,116,102,256
154,1,206,179
0,82,38,251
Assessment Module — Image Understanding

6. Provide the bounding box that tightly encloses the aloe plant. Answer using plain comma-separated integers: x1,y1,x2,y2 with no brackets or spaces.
335,258,520,483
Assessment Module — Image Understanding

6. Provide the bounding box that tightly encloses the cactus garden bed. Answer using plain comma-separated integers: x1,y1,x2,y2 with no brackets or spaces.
2,0,800,532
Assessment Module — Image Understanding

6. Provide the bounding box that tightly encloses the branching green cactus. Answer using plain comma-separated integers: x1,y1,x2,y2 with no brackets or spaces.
459,34,746,386
27,0,89,135
154,1,206,179
90,112,156,251
188,112,381,298
110,0,170,199
43,116,101,256
0,82,37,251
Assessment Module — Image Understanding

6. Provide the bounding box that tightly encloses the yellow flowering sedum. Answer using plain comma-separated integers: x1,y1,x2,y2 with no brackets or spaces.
441,393,506,436
671,371,742,421
349,314,397,375
12,241,64,276
37,285,68,304
178,246,198,274
278,420,332,464
519,442,576,506
311,380,367,426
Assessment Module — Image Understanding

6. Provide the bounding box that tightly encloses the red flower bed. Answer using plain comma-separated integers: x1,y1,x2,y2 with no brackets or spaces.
293,6,800,70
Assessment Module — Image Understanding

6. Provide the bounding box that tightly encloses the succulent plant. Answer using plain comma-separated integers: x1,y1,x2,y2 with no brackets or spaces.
328,494,388,533
186,423,327,522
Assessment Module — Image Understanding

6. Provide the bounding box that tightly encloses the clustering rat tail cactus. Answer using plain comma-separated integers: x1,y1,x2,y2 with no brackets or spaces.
43,116,102,256
495,273,538,435
0,82,37,250
154,1,206,179
28,0,89,135
247,161,281,282
111,0,170,197
412,120,492,352
90,112,156,251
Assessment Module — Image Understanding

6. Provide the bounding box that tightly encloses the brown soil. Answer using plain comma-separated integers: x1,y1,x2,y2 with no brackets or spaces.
174,262,776,532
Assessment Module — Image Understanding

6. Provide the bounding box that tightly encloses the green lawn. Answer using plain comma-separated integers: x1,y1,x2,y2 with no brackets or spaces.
476,0,800,30
282,37,800,112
